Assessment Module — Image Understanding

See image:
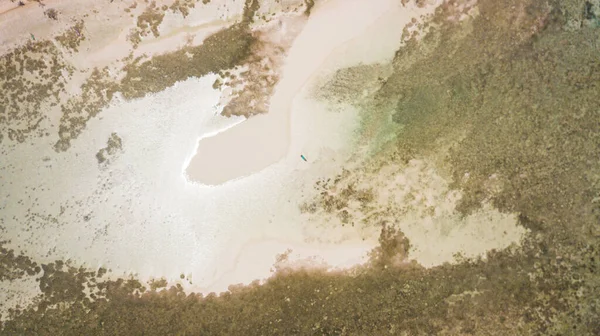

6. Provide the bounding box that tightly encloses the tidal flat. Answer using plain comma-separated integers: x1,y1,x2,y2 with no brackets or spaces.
1,0,600,335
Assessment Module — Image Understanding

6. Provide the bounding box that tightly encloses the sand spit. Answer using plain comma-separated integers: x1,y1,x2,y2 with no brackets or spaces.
185,0,438,185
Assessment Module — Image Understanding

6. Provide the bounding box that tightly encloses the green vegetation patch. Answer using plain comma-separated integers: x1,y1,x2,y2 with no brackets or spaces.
136,1,166,38
0,40,70,145
0,243,40,282
54,68,119,152
55,21,86,52
120,24,255,100
96,132,123,164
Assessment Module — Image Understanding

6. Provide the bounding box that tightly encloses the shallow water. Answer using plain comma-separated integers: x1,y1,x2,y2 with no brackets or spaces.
1,0,438,295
